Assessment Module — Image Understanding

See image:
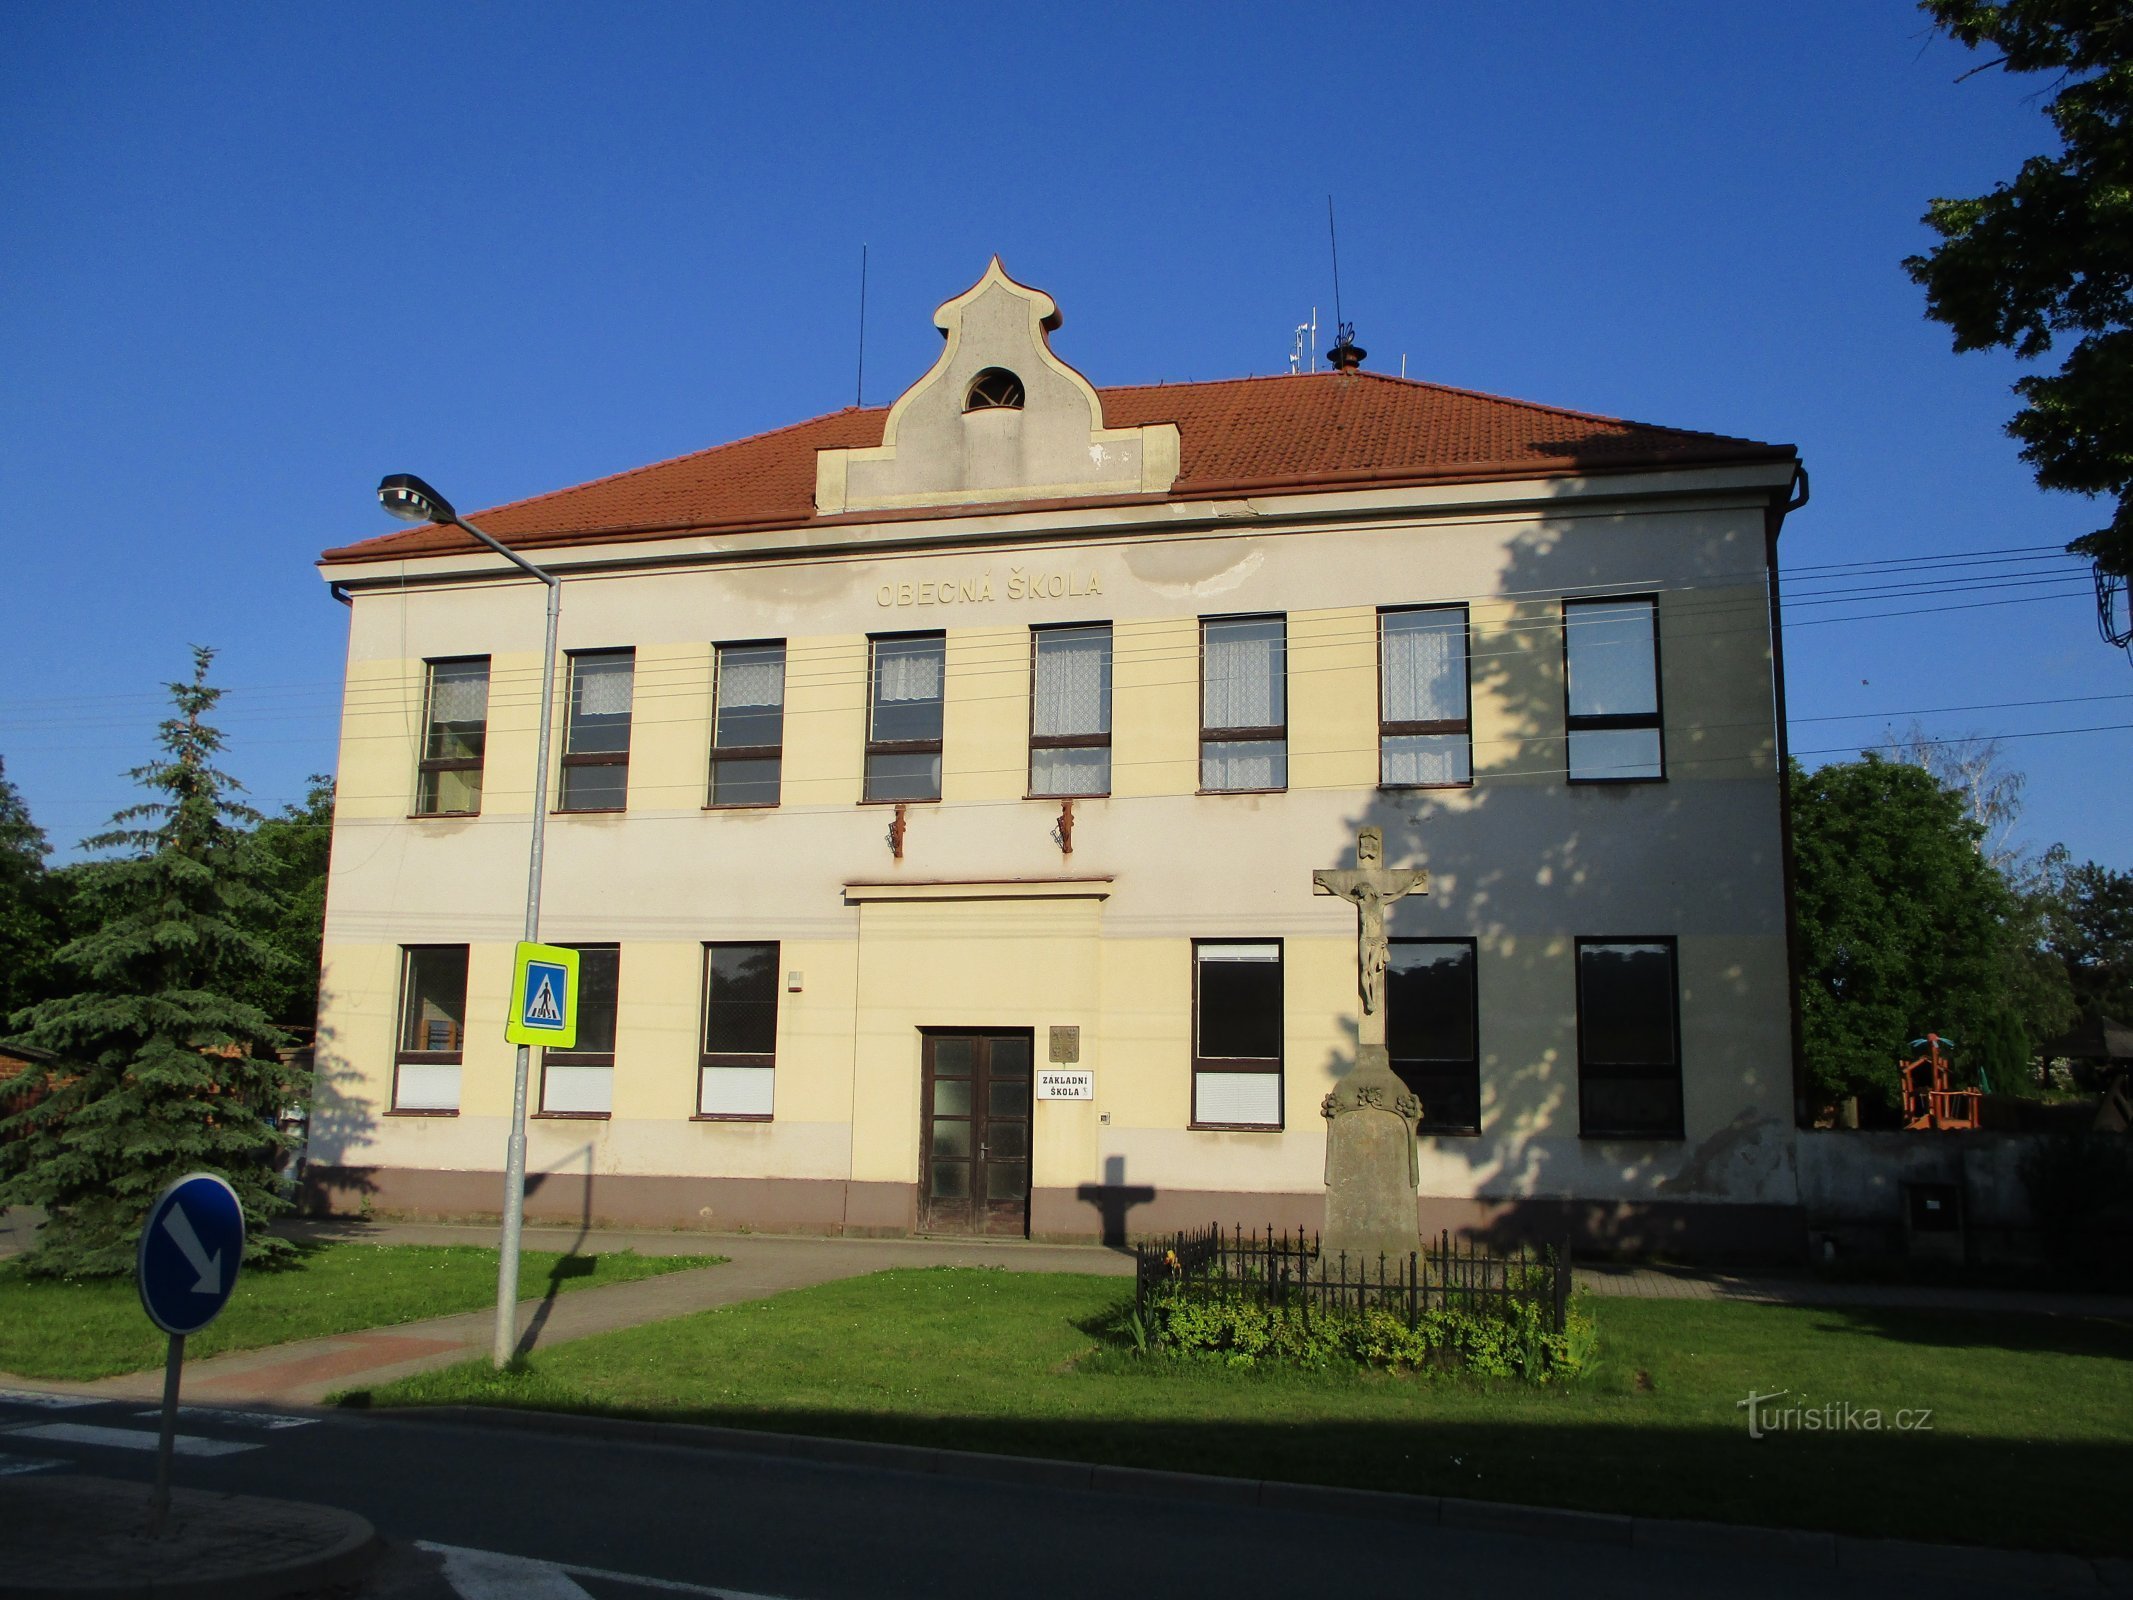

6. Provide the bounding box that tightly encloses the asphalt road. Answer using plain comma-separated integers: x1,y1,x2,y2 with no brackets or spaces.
0,1388,2089,1599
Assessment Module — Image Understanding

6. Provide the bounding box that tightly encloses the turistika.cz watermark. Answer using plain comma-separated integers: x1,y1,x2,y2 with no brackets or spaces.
1737,1390,1934,1439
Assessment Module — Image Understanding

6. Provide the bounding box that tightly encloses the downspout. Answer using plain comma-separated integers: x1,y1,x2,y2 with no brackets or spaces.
1766,464,1811,1128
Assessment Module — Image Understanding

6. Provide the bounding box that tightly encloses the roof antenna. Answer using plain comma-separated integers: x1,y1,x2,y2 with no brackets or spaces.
1325,197,1365,371
855,243,869,407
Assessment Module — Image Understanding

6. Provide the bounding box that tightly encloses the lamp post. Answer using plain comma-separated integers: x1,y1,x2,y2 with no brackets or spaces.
378,473,559,1369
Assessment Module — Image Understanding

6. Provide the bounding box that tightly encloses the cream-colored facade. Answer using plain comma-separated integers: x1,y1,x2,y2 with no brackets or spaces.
310,263,1808,1255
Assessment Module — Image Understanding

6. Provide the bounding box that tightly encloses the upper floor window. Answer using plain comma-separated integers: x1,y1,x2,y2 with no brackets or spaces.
1380,607,1470,787
415,657,489,816
560,649,633,811
394,945,468,1113
540,945,619,1117
699,942,779,1120
1576,938,1682,1139
865,633,945,803
1387,939,1480,1135
964,368,1025,411
1564,598,1662,782
709,641,785,808
1200,615,1287,792
1029,624,1112,797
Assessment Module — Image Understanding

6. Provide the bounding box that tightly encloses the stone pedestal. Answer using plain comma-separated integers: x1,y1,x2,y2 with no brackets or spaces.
1320,1044,1422,1265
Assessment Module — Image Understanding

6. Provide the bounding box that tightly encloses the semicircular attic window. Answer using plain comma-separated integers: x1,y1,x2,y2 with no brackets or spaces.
964,368,1025,412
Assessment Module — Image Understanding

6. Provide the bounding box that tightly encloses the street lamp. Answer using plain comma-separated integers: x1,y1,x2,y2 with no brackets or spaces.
378,472,560,1369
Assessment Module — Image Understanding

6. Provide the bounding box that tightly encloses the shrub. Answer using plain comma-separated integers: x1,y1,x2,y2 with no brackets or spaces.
1134,1287,1596,1383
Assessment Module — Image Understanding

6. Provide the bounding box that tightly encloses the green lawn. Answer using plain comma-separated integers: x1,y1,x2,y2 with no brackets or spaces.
0,1244,722,1380
365,1266,2133,1556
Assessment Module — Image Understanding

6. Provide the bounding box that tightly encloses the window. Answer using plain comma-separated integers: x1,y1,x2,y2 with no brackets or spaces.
415,658,489,816
1029,624,1111,797
560,649,633,811
1387,939,1480,1134
394,945,468,1112
539,946,618,1117
699,942,779,1119
1192,941,1282,1128
965,367,1024,411
865,633,944,802
1380,608,1470,787
1200,615,1286,792
1576,939,1682,1138
709,642,785,807
1564,598,1662,781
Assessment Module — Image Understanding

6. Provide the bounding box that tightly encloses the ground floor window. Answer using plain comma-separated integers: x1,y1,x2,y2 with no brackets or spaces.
1387,938,1480,1134
540,945,619,1116
394,945,468,1112
1576,937,1682,1138
699,942,778,1119
1192,940,1282,1128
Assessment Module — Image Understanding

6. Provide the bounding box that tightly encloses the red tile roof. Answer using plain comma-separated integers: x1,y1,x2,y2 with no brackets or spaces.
321,370,1794,564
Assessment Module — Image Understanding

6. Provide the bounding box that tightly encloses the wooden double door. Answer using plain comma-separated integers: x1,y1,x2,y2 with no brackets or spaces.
919,1031,1033,1236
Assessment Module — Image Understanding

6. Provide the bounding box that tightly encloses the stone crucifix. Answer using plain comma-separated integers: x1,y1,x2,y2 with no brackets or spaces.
1314,825,1430,1259
1313,826,1428,1048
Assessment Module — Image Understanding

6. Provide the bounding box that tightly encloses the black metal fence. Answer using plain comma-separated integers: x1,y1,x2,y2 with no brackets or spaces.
1133,1224,1571,1334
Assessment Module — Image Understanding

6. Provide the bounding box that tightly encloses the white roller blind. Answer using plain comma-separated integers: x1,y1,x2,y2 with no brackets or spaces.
394,1063,460,1112
542,1065,612,1116
699,1065,775,1117
1566,602,1657,717
1194,1071,1281,1127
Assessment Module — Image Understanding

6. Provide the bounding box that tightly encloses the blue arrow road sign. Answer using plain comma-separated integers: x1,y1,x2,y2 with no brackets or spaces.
136,1172,245,1336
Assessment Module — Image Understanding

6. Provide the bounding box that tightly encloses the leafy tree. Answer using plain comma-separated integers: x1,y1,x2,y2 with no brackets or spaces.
1790,755,2046,1106
0,649,307,1277
0,755,62,1028
236,776,334,1031
1905,2,2133,594
2046,858,2133,1023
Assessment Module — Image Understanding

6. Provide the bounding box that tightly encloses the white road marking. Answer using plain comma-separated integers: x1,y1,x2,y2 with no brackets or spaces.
131,1405,317,1430
12,1422,259,1456
0,1389,97,1409
419,1541,797,1599
0,1452,65,1475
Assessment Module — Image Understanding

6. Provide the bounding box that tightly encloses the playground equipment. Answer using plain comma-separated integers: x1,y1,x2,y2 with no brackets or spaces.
1899,1033,1981,1131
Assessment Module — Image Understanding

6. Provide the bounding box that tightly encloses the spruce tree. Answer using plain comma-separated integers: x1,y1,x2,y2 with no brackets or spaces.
0,648,307,1276
0,753,61,1025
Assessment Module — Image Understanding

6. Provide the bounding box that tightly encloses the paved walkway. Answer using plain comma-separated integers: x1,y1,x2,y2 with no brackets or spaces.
4,1217,2126,1414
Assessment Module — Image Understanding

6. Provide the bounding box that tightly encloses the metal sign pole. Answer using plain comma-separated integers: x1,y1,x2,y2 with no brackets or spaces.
149,1332,185,1535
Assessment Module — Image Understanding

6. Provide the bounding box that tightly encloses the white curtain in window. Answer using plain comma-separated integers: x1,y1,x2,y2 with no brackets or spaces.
719,652,784,708
1203,621,1282,730
876,644,943,703
575,658,634,716
1382,611,1463,722
428,665,488,724
1033,630,1109,736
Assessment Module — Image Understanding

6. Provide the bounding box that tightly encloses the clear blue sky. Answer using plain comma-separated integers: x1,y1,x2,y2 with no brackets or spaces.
2,2,2125,868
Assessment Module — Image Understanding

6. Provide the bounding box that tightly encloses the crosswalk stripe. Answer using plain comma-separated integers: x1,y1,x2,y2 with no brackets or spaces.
0,1389,97,1409
418,1542,797,1599
0,1453,66,1476
131,1405,316,1431
11,1422,259,1457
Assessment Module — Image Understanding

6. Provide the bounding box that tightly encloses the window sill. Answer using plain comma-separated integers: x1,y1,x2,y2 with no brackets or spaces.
1418,1125,1482,1138
692,1112,774,1123
703,801,780,811
1578,1127,1684,1142
386,1107,459,1118
1026,791,1111,802
858,795,940,807
532,1110,611,1121
1189,1121,1284,1133
554,806,628,815
1567,776,1667,787
407,810,482,820
1377,781,1472,793
1196,787,1288,798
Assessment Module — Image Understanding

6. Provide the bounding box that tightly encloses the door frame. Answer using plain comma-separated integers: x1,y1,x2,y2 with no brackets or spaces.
917,1028,1034,1237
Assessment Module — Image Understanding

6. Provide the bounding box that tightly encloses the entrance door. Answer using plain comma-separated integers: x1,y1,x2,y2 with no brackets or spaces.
919,1031,1032,1236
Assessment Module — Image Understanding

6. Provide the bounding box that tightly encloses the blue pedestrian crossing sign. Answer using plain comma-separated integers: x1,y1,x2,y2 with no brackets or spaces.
506,941,580,1049
137,1172,245,1336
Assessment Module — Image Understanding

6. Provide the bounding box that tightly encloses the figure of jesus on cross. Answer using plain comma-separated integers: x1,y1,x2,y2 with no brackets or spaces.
1313,826,1427,1045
